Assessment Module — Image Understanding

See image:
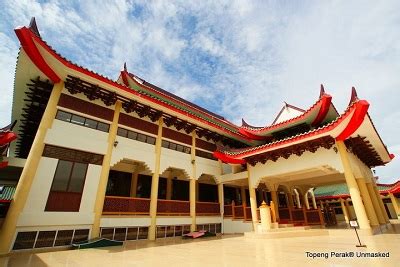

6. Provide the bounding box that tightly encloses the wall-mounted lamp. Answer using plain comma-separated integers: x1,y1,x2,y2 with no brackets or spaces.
113,140,119,147
333,147,338,153
191,159,195,164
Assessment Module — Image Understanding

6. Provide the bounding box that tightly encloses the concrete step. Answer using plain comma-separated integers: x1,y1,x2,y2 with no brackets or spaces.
268,226,311,232
244,229,329,239
277,223,294,228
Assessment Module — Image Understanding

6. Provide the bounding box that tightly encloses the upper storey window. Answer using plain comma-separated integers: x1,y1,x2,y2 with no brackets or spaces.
117,127,156,145
55,110,110,133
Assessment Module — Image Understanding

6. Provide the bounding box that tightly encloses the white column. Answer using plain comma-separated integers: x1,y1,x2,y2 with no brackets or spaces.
310,189,317,209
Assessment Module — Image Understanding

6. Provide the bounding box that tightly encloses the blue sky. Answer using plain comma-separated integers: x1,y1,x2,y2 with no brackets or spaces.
0,0,399,183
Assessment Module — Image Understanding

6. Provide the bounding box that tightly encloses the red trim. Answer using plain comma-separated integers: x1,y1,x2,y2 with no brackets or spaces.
224,100,361,159
238,128,267,141
389,154,395,160
0,200,12,203
316,194,349,200
0,132,17,145
311,94,332,126
241,94,334,137
335,100,369,141
17,27,250,142
213,151,246,164
15,27,61,83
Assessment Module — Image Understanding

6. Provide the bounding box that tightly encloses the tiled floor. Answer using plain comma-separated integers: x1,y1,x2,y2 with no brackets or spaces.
1,225,399,267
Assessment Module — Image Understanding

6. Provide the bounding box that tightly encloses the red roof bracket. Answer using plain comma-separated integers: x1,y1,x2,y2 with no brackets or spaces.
311,94,332,127
0,132,17,146
335,100,369,141
15,27,61,83
389,154,395,160
213,151,246,164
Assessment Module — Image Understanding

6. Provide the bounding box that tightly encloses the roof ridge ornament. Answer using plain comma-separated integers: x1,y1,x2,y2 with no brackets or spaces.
349,87,359,105
319,84,325,98
123,62,127,72
241,118,252,127
29,17,40,38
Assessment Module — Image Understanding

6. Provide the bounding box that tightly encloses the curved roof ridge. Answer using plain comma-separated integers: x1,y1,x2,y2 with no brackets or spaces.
217,98,359,158
240,90,335,135
16,26,255,143
126,71,226,121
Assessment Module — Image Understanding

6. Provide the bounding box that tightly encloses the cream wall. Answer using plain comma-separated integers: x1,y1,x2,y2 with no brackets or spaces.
101,217,151,227
223,219,252,233
156,216,192,225
196,216,222,224
45,120,108,155
18,157,102,227
273,107,304,124
160,148,192,177
249,147,344,188
111,136,155,172
195,157,220,180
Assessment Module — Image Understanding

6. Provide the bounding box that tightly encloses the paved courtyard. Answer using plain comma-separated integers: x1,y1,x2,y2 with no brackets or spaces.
0,226,399,267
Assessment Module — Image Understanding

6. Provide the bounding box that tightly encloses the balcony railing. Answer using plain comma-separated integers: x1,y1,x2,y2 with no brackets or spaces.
223,201,259,222
103,196,221,216
196,201,220,215
157,199,190,215
222,202,324,226
103,196,150,215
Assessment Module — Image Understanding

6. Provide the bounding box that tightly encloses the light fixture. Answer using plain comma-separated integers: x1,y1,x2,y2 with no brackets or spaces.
113,140,119,147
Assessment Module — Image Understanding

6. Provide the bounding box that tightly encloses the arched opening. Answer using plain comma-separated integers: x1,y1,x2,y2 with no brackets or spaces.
277,184,290,208
103,159,153,216
159,167,190,201
107,159,152,198
197,174,218,203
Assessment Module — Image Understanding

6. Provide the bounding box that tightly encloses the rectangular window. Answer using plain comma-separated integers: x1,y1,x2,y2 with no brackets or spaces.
137,133,146,142
97,122,110,132
51,160,73,191
56,110,110,133
176,144,183,152
117,127,128,137
161,140,169,148
56,110,72,122
71,114,85,125
146,136,156,145
127,131,138,140
84,118,98,129
170,143,177,150
68,162,88,193
46,160,88,212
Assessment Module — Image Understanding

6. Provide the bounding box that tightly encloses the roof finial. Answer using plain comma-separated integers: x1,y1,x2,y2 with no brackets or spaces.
29,17,40,37
349,86,359,105
319,84,325,98
123,62,127,72
241,118,251,127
